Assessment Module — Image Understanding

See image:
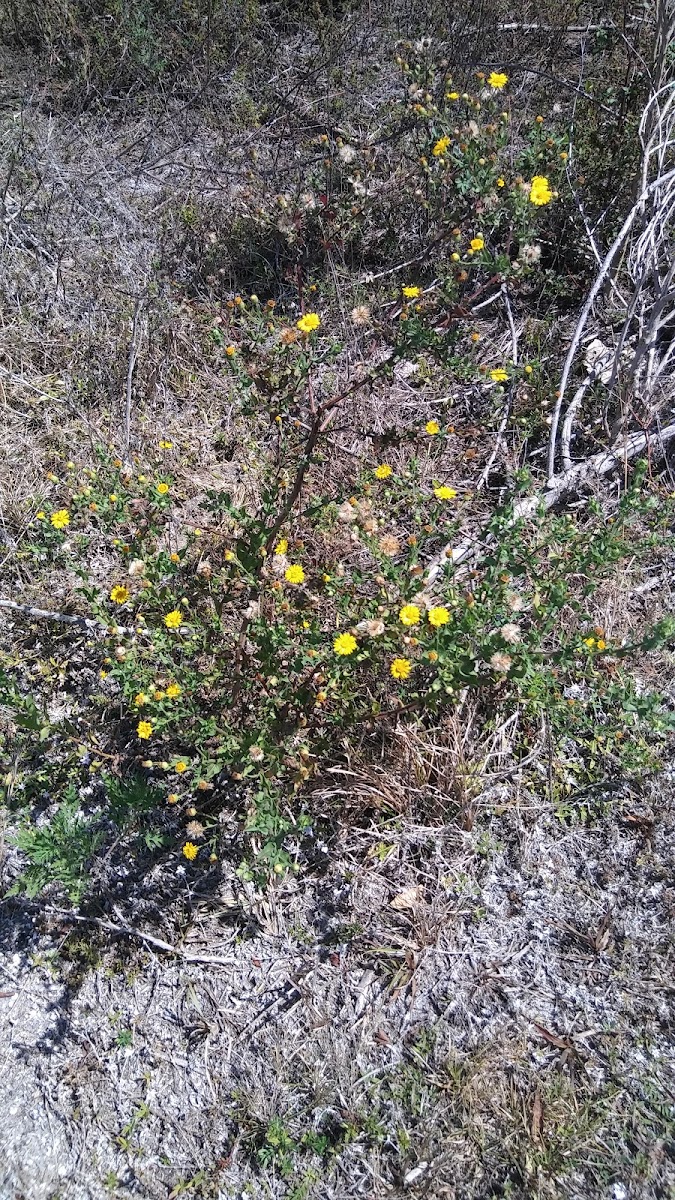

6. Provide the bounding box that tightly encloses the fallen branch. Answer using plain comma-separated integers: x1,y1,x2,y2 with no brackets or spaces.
123,298,143,461
426,420,675,587
47,906,238,968
0,597,137,636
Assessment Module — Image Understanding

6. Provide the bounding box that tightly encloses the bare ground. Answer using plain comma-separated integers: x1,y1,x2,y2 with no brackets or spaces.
1,764,674,1199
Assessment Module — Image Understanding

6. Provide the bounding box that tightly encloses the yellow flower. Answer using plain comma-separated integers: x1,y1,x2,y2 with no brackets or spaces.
137,720,153,740
432,136,451,157
489,368,509,382
159,439,173,449
153,689,166,701
374,464,392,479
399,604,421,626
488,71,508,89
164,609,183,629
166,683,181,698
182,841,199,861
134,692,147,706
175,761,188,774
447,91,460,100
402,286,420,299
110,584,130,604
274,538,288,555
167,792,179,804
36,511,46,520
156,482,169,495
497,177,505,187
584,637,596,648
224,549,235,561
334,632,358,656
296,312,321,333
50,509,70,530
428,606,450,627
284,564,305,584
529,175,553,205
225,345,236,356
170,552,180,563
434,485,457,500
470,236,484,251
425,420,440,435
390,658,412,680
596,638,607,651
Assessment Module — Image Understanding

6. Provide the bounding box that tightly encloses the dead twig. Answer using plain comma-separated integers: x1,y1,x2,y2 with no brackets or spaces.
123,298,143,461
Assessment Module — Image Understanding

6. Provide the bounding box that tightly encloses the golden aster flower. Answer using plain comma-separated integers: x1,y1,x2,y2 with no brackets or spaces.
296,312,321,333
470,236,484,251
182,841,199,861
378,534,401,557
490,651,512,672
175,761,188,774
427,649,439,662
354,618,386,637
134,692,147,706
432,135,451,157
425,420,440,435
137,720,153,739
505,590,526,611
334,632,358,656
390,657,412,680
110,584,130,604
159,439,173,449
529,175,553,205
170,552,180,563
428,606,450,627
350,303,372,327
399,604,421,626
166,683,181,698
488,71,508,89
374,464,392,479
596,638,607,650
50,509,70,530
156,482,169,495
489,368,509,382
167,792,179,804
447,91,460,100
434,485,457,500
497,177,505,187
224,549,236,561
284,564,305,584
36,511,46,520
402,286,420,299
225,345,236,356
274,538,288,555
109,493,118,503
500,623,521,644
164,609,183,629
